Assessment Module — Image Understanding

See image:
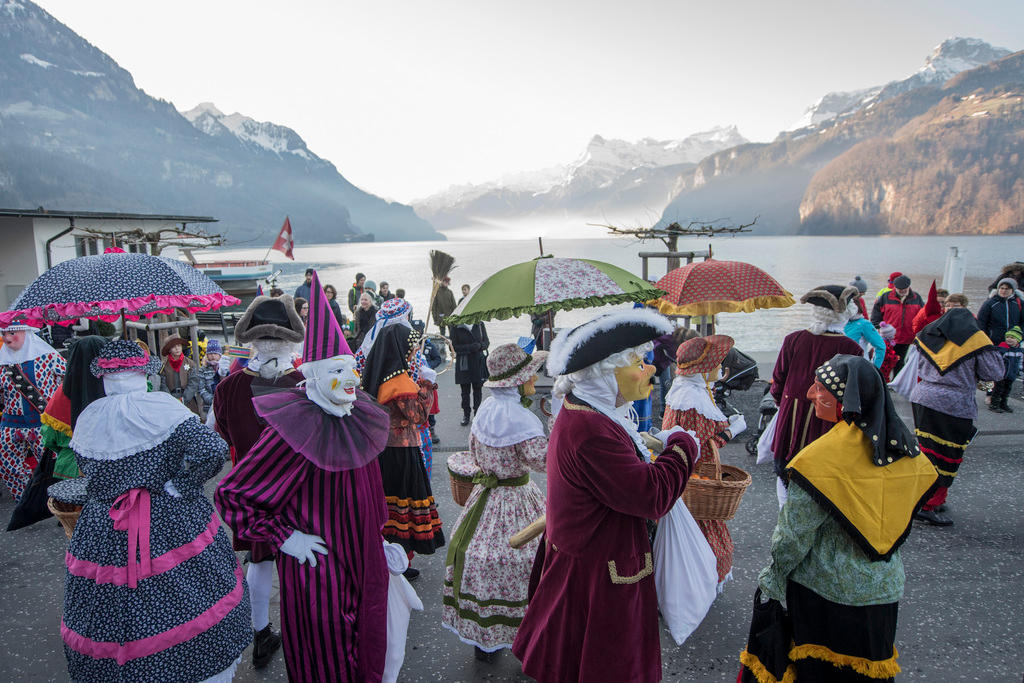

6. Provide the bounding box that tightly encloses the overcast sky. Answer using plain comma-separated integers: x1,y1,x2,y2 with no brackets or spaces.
33,0,1024,203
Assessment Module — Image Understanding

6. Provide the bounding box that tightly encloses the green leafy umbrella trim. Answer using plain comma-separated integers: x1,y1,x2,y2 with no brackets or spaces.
444,289,665,326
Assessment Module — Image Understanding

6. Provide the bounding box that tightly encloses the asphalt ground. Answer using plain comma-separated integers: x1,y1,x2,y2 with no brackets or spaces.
1,366,1022,682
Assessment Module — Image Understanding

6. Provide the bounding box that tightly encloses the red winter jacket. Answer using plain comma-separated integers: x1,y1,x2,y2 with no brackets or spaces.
870,289,924,344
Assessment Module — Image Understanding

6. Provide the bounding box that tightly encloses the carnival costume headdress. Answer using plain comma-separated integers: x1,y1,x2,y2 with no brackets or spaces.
356,297,412,371
250,271,388,472
800,284,859,335
0,319,59,365
234,295,305,344
914,307,993,376
471,343,548,448
360,324,421,402
665,335,734,423
548,308,672,455
786,354,937,561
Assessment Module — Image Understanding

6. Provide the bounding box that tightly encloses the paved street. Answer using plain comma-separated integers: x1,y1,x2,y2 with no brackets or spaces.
2,366,1022,682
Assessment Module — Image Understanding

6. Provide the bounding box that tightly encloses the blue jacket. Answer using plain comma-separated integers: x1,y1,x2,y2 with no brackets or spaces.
844,317,885,369
978,294,1023,344
998,343,1023,382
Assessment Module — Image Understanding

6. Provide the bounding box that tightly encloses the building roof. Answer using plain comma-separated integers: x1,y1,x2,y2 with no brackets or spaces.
0,208,217,223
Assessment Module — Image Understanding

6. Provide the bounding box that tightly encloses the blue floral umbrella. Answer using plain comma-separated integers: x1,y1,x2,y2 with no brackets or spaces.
0,251,240,328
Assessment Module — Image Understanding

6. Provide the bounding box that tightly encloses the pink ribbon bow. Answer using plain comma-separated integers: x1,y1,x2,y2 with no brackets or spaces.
109,488,152,588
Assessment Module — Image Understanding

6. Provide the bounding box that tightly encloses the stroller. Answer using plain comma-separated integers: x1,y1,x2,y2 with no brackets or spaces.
711,347,759,417
745,387,778,457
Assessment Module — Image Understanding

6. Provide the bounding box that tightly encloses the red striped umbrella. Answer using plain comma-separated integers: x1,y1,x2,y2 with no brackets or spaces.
651,259,794,317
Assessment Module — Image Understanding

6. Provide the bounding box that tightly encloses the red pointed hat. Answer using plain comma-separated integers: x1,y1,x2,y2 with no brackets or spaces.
303,270,352,363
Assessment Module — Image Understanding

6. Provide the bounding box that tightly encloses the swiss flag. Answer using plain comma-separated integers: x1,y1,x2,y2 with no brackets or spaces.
271,217,295,260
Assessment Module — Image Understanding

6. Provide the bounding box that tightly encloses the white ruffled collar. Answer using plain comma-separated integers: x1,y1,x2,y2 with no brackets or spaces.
665,373,726,423
471,387,545,448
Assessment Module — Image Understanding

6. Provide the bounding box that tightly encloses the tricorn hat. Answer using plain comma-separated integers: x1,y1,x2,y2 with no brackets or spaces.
547,308,672,376
801,284,860,313
235,295,305,344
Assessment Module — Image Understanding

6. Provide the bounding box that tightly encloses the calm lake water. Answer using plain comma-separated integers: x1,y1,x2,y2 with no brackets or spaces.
210,234,1020,354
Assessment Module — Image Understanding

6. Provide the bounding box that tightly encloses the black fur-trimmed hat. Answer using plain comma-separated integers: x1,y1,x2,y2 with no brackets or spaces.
234,295,305,344
800,284,860,313
547,308,672,376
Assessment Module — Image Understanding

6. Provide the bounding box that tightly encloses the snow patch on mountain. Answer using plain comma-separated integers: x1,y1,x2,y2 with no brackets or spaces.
181,102,316,161
786,37,1011,133
20,53,55,68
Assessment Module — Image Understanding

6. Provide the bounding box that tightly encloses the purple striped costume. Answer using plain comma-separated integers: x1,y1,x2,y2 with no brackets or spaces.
215,389,391,682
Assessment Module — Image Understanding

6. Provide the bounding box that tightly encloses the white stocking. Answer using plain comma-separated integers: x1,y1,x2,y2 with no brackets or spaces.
247,561,274,631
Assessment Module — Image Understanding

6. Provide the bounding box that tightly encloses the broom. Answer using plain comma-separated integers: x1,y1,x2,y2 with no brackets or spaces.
425,250,456,335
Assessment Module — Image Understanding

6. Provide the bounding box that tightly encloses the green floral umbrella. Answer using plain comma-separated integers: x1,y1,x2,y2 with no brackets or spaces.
444,256,664,325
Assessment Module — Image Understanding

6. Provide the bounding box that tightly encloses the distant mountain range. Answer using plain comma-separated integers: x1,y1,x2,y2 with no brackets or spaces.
0,0,442,243
659,37,1024,235
414,126,748,231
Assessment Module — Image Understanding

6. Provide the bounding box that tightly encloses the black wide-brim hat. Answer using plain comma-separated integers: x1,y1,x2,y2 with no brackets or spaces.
235,295,305,344
801,284,860,313
547,308,673,376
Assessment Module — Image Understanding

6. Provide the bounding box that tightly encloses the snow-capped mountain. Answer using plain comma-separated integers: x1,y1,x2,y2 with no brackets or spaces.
786,37,1012,133
414,126,747,231
0,0,441,243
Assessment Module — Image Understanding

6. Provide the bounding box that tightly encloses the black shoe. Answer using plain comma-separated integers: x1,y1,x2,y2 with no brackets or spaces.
430,427,440,444
252,624,282,669
988,404,1004,413
474,646,497,662
403,566,420,581
935,503,948,513
1000,401,1014,413
460,414,471,426
914,509,954,526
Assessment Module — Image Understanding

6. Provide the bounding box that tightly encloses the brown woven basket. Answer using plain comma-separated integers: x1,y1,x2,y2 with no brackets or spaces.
448,466,475,507
681,444,751,521
47,497,82,539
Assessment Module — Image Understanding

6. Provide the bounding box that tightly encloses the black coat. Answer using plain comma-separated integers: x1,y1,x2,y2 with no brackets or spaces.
353,305,378,348
451,323,489,385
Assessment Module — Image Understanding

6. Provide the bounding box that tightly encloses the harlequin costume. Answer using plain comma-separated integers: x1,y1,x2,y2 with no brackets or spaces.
361,324,444,556
216,272,393,682
513,309,701,683
909,308,1004,524
57,340,250,682
748,355,937,683
212,294,305,668
443,344,549,655
662,334,738,588
771,286,863,485
0,323,66,501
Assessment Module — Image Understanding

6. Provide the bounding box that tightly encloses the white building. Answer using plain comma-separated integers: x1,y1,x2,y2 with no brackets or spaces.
0,208,217,310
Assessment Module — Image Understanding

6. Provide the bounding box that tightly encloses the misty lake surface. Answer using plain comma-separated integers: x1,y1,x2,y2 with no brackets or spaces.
213,234,1020,354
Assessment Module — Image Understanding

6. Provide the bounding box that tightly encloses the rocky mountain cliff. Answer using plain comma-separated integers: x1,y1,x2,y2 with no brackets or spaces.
659,39,1023,235
0,0,442,243
414,127,747,231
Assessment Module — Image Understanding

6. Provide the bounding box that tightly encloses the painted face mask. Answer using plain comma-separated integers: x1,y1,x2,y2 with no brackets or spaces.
306,355,361,417
614,353,657,402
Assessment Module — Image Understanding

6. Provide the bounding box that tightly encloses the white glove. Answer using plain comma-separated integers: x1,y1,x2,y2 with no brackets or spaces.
280,530,328,567
217,355,232,377
728,414,747,438
657,426,703,464
382,540,409,575
163,480,182,498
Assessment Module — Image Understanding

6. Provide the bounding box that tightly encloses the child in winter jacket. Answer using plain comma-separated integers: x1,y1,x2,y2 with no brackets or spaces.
990,326,1023,413
878,322,901,382
197,339,224,415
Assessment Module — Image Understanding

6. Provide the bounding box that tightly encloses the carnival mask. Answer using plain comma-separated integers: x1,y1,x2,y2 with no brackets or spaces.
305,355,361,417
807,380,841,423
1,331,26,351
613,353,656,402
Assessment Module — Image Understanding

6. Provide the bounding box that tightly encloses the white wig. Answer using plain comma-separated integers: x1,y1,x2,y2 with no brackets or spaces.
809,306,850,335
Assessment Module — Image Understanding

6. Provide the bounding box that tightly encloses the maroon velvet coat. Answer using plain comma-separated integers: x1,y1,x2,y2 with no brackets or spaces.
212,367,303,560
512,394,695,683
770,330,862,477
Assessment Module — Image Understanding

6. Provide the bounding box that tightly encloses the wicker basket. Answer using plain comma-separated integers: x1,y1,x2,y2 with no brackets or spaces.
448,466,476,507
47,497,82,539
681,445,751,521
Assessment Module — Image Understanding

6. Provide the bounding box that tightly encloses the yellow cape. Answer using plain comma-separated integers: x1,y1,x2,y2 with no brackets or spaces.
787,421,938,561
916,329,992,374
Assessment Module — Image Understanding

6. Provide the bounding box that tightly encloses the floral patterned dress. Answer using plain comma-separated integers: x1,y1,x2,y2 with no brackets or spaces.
662,406,734,586
442,432,547,651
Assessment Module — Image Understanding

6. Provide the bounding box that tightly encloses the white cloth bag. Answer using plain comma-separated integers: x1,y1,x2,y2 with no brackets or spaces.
653,498,718,645
756,411,778,466
888,344,919,399
383,542,424,683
